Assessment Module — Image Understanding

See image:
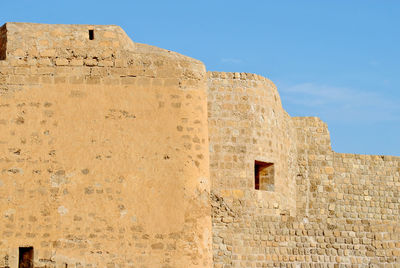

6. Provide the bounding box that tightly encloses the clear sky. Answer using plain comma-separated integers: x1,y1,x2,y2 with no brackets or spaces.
1,1,399,156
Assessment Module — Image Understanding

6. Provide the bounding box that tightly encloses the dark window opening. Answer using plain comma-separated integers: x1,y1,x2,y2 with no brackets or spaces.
255,161,274,191
89,30,94,40
19,247,33,268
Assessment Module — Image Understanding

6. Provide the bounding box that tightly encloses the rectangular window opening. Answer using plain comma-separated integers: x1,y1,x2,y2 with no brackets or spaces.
89,30,94,40
255,160,274,191
19,247,33,268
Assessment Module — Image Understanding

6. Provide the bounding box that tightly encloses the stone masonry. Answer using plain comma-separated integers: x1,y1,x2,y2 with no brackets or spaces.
0,22,212,268
0,22,399,268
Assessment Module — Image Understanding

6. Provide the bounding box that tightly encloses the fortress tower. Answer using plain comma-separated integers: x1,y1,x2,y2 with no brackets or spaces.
0,23,399,268
0,23,212,267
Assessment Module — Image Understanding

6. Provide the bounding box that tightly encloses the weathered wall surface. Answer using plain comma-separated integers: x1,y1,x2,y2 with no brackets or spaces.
207,72,299,266
207,72,298,213
294,117,400,267
0,22,212,268
0,22,399,268
209,95,400,267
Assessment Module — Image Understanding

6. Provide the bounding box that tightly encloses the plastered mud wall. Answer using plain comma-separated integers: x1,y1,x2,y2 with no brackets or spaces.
0,23,212,268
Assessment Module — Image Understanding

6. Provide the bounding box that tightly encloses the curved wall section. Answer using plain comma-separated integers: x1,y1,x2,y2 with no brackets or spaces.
207,71,299,265
0,22,212,268
208,71,298,214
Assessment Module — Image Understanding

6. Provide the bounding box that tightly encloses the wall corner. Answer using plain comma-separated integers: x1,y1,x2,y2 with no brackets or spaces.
0,23,7,60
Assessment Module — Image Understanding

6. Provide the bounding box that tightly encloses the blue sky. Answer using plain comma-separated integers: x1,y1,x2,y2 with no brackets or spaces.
1,1,399,156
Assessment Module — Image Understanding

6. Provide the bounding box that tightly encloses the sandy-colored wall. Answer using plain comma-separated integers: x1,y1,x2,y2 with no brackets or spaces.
0,23,212,268
207,72,299,266
210,110,399,267
207,72,298,213
1,21,399,268
294,117,400,266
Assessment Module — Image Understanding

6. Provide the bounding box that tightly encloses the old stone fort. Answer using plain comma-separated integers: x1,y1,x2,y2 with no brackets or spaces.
0,22,399,268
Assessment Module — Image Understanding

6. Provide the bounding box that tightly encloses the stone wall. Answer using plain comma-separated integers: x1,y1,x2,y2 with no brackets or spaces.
294,117,400,267
208,72,300,266
207,72,298,214
4,22,135,63
0,22,212,268
209,96,400,267
0,22,399,268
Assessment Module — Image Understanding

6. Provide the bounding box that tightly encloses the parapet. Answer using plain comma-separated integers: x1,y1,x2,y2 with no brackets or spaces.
0,22,135,61
0,22,205,93
208,71,272,82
